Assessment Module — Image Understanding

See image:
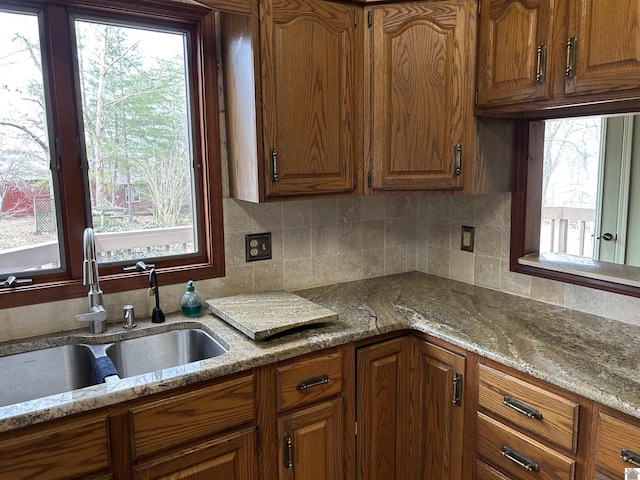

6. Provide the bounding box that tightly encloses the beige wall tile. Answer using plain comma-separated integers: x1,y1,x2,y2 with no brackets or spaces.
385,197,408,218
284,258,314,290
337,197,361,223
500,260,531,297
252,202,282,231
219,265,254,297
415,243,428,273
427,196,451,219
363,220,385,250
0,308,12,342
362,249,385,278
530,277,566,306
223,198,252,233
361,196,386,221
474,254,501,290
311,199,337,225
406,243,417,272
10,302,63,340
475,224,503,258
338,251,364,282
417,195,430,218
427,246,449,278
254,261,284,291
450,250,474,284
565,284,604,316
338,222,363,253
384,246,407,275
450,195,476,223
427,218,450,249
283,227,311,259
475,194,504,227
225,231,247,267
602,292,640,326
283,201,311,229
312,255,338,286
385,218,407,248
312,224,338,256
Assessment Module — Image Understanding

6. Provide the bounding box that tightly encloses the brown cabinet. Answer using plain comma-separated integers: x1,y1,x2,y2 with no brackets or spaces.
365,1,470,192
0,412,111,480
364,0,516,195
275,348,345,480
220,0,360,202
594,408,640,479
356,335,466,480
477,0,640,112
476,361,581,479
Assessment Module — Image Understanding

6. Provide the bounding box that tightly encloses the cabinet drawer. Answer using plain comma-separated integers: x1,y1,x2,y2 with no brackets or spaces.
477,459,512,480
0,413,110,479
277,349,342,411
479,364,579,451
477,412,575,480
595,412,640,477
129,374,255,458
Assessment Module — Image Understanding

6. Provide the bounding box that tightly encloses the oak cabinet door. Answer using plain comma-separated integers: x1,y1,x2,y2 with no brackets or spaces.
261,0,358,198
407,337,466,480
278,399,344,480
476,0,554,106
133,427,257,480
368,1,469,191
565,0,640,97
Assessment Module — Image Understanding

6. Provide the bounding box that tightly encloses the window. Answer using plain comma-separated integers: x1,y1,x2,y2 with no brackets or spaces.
0,1,224,308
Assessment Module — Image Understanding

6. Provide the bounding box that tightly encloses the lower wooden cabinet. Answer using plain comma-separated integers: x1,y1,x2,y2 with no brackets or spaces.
278,399,344,480
594,408,640,479
133,427,257,480
356,335,467,480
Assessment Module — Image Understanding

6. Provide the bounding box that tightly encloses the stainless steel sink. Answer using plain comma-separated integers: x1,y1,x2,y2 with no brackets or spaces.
105,328,228,378
0,344,97,407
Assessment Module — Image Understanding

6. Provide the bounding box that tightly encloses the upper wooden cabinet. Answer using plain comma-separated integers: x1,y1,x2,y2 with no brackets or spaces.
476,0,555,106
365,1,469,192
477,0,640,112
220,0,360,202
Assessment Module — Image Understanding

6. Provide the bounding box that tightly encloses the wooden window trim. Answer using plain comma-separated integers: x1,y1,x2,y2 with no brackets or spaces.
0,0,224,309
510,119,640,299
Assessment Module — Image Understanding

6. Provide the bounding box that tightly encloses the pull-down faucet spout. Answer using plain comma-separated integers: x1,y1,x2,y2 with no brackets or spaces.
75,228,108,333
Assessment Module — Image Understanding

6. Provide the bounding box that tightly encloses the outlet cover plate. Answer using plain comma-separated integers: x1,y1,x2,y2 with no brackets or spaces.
461,226,475,252
246,233,272,262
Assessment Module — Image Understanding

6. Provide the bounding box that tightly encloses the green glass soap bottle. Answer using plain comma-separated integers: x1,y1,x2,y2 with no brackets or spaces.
180,280,203,317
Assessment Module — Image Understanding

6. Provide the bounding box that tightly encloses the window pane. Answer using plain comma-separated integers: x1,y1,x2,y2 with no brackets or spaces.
75,20,197,264
0,9,60,275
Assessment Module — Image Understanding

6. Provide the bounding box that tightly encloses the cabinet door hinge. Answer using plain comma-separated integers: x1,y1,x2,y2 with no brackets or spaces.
355,421,358,436
255,425,260,446
354,173,358,189
354,8,357,27
367,10,372,28
475,90,478,106
478,0,481,16
367,172,371,188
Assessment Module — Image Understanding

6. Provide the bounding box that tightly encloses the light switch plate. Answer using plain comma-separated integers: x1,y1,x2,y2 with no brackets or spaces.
245,233,272,262
461,226,475,252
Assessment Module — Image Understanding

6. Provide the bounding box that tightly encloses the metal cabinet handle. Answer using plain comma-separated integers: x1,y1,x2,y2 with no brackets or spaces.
296,374,329,391
503,395,543,420
452,372,463,407
566,37,577,78
270,147,278,182
621,449,640,467
283,432,293,468
454,143,462,176
536,44,547,83
500,445,540,472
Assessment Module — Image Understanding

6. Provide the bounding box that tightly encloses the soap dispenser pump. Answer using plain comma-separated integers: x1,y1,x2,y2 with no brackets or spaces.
181,280,203,317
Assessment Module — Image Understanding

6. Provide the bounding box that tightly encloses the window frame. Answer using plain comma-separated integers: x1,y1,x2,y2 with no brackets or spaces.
0,0,224,309
510,117,640,299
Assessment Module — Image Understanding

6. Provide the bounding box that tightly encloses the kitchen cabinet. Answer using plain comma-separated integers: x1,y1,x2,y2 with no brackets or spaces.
274,348,346,480
364,0,516,194
128,373,257,480
0,411,112,480
356,335,467,480
593,406,640,479
406,337,466,480
220,0,360,202
476,361,582,479
477,0,640,112
365,1,469,192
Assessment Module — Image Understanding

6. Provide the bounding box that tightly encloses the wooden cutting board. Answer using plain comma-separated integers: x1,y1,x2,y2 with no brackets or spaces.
206,291,338,340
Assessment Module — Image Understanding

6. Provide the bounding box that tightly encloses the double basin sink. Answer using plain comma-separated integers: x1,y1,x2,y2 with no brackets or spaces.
0,328,228,408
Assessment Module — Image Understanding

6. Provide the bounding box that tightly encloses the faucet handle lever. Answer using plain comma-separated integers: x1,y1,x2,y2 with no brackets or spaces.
75,305,108,333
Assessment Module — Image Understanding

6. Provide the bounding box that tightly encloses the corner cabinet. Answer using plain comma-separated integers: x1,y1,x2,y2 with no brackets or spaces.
356,335,467,480
220,0,361,202
476,0,640,112
365,1,471,193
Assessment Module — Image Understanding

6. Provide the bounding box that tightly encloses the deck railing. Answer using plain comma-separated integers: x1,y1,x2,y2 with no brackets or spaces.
0,226,194,273
541,206,596,256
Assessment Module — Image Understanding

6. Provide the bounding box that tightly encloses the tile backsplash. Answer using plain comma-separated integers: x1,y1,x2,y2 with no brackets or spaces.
2,192,639,342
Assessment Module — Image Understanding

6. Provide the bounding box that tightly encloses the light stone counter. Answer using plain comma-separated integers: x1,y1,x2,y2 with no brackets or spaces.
0,271,638,433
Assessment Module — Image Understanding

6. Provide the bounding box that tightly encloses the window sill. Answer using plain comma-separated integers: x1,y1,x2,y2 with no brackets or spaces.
518,252,640,289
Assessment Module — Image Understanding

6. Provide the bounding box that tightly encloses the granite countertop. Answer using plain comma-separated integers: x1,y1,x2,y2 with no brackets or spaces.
0,271,639,433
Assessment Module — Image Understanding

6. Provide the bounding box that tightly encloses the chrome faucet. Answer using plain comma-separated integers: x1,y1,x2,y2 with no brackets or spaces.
75,227,108,333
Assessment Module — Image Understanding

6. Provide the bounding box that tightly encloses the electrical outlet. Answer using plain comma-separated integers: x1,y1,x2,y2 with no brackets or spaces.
461,226,475,252
245,233,272,262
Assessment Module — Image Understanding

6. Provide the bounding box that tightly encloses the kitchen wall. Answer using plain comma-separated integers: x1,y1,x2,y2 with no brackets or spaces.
1,192,639,343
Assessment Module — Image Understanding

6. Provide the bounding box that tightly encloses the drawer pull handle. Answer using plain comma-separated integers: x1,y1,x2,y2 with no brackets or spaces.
284,432,293,468
500,445,540,472
503,396,543,420
621,449,640,467
296,374,330,391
